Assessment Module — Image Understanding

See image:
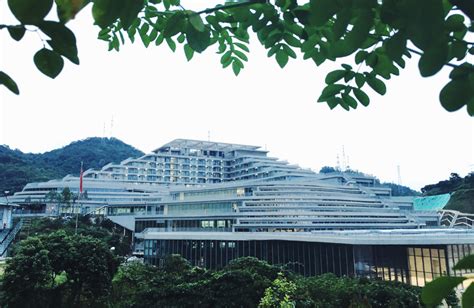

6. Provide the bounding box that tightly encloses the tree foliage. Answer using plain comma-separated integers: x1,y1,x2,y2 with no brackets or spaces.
421,172,474,213
2,231,121,307
421,254,474,308
14,216,133,256
1,0,473,115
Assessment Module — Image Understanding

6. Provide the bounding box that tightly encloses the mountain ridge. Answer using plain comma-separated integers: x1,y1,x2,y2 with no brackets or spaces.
0,137,144,194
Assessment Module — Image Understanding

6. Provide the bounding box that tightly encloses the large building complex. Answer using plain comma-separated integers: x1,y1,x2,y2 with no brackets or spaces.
9,139,474,287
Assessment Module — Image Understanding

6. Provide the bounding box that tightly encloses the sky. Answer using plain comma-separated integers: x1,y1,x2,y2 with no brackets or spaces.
0,2,473,191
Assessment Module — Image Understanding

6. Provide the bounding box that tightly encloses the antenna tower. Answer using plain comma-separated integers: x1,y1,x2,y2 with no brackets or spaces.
397,165,402,185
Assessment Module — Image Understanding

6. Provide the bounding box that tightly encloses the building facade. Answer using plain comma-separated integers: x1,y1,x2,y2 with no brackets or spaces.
9,139,474,287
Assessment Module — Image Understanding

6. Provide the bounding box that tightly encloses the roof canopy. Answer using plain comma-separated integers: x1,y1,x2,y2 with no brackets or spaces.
153,139,261,153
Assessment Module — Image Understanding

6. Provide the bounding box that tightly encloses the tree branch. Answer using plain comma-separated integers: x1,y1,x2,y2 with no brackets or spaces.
407,47,458,68
197,0,266,15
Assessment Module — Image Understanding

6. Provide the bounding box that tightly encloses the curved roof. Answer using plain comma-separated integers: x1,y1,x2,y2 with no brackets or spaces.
413,193,451,211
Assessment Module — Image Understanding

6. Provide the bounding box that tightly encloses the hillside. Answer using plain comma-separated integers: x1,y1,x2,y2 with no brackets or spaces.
421,173,474,214
0,137,144,194
319,166,420,196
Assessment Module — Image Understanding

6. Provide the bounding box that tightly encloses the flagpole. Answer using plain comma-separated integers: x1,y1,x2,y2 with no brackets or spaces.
75,161,83,235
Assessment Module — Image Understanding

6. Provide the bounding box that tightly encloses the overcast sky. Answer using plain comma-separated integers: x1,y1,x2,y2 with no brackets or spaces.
1,2,473,190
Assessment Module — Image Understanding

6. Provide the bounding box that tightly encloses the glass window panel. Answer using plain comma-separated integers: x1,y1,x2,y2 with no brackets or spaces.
422,248,430,257
408,248,414,256
440,258,447,275
415,256,423,272
431,249,439,258
432,259,441,274
417,273,425,287
424,257,432,273
409,255,416,271
415,248,422,256
410,272,417,286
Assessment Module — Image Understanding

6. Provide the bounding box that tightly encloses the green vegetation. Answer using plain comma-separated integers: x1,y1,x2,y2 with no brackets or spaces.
1,231,121,307
108,255,427,307
0,220,458,307
2,0,473,115
0,137,143,194
422,172,474,213
422,254,474,308
14,216,132,257
318,165,420,196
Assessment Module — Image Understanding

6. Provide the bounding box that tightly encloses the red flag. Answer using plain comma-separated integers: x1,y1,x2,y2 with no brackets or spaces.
79,162,83,194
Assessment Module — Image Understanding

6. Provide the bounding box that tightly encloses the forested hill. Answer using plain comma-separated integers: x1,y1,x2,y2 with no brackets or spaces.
0,137,144,194
421,173,474,214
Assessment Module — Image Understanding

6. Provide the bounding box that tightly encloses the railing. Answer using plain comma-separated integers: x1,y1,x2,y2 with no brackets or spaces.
143,227,233,233
440,210,474,229
0,220,23,257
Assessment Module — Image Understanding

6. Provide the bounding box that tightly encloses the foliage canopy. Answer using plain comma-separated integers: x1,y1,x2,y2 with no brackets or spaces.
1,0,473,115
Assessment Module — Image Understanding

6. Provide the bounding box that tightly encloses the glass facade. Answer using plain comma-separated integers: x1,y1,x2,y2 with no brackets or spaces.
144,239,355,277
143,240,460,287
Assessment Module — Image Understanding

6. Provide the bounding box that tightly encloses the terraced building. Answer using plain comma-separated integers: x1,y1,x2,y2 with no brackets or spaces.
9,139,474,287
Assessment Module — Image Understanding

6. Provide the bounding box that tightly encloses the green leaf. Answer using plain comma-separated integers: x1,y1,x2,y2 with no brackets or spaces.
332,8,351,40
186,26,211,53
309,0,339,26
165,37,176,52
421,276,466,307
155,33,164,46
55,0,89,23
0,71,20,95
120,0,145,30
419,42,449,77
325,70,347,84
188,13,205,32
345,10,374,50
139,23,151,47
384,31,406,60
233,50,248,62
355,74,365,87
453,254,474,271
283,33,301,48
234,42,249,52
468,98,474,116
40,21,79,64
149,28,158,42
8,0,53,24
445,14,465,32
440,77,473,112
7,26,26,41
92,0,122,28
462,283,474,308
355,50,368,64
318,84,345,102
342,94,357,109
220,51,232,65
326,97,340,110
33,48,64,79
366,76,386,95
163,11,186,38
184,44,194,61
449,41,468,61
353,88,370,106
275,50,289,68
232,59,241,76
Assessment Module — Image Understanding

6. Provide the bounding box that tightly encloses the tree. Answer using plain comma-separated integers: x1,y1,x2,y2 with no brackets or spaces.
2,237,53,308
319,166,337,173
1,0,473,115
259,273,297,308
1,231,121,307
